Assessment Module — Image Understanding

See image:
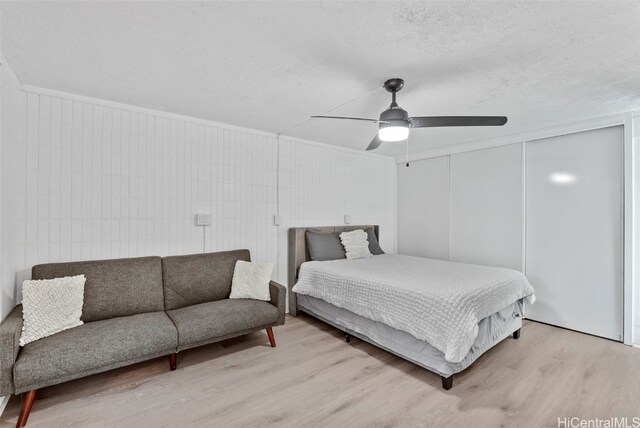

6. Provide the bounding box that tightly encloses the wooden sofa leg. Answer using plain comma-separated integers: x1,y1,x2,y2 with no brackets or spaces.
441,375,453,390
16,390,36,428
169,353,177,371
513,329,521,339
266,327,276,348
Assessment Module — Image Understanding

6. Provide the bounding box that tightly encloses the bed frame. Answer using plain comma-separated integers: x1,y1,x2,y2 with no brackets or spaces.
288,225,522,391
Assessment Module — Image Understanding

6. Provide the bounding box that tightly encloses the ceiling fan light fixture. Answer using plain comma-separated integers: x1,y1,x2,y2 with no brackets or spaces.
379,125,409,142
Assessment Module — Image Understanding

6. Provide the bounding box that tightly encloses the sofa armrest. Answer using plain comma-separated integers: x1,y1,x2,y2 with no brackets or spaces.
0,304,23,396
269,281,286,326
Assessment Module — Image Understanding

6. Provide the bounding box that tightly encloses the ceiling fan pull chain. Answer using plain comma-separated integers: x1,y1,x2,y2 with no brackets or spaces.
406,135,410,167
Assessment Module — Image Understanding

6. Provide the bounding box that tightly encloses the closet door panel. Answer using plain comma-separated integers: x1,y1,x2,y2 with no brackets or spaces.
449,144,523,270
397,156,449,260
525,126,623,341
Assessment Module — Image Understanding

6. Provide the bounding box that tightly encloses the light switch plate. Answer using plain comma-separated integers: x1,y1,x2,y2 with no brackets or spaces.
195,214,212,226
344,214,351,225
273,214,281,226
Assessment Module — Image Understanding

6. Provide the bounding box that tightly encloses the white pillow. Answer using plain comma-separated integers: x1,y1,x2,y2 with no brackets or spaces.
20,275,86,346
340,229,373,260
230,261,273,301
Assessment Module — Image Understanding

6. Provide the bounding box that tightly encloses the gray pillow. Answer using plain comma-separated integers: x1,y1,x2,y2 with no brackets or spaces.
306,231,346,261
365,228,385,255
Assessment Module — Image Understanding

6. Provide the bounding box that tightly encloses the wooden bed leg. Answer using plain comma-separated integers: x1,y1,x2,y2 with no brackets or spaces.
169,353,177,371
266,327,276,347
16,390,36,428
513,329,521,339
345,333,351,343
441,375,453,390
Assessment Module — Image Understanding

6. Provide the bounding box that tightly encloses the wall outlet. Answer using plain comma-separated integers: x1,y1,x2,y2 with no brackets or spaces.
195,214,212,226
273,214,281,226
344,214,351,225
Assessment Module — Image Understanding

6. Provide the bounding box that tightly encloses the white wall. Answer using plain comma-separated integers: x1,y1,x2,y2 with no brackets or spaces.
449,143,523,271
4,87,395,307
0,53,23,412
276,138,396,286
16,90,278,284
634,113,640,346
397,156,449,260
0,56,21,320
398,143,523,270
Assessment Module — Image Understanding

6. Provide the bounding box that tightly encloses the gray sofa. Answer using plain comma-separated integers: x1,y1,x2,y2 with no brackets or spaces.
0,249,286,428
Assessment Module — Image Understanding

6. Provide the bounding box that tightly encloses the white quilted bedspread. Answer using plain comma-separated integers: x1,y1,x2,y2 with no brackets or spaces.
293,254,535,363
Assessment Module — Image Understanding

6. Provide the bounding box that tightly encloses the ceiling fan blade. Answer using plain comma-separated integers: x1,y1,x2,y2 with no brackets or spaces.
366,135,383,151
311,115,383,123
409,116,508,128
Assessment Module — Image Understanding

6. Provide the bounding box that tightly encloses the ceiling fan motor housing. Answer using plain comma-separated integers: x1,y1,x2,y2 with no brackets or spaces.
379,106,409,130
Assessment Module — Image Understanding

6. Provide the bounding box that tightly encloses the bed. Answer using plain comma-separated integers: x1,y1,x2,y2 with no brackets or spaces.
288,225,536,390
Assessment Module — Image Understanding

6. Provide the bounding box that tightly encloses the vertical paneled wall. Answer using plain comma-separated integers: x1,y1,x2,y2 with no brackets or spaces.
9,89,396,302
633,113,640,345
18,91,279,280
276,139,396,285
0,57,21,319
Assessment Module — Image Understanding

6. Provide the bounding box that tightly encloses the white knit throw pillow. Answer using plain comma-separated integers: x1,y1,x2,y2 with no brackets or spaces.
230,261,273,301
20,275,86,346
340,229,373,260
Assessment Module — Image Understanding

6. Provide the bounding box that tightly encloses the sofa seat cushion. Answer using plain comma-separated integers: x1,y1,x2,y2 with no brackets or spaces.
14,311,177,393
167,299,278,350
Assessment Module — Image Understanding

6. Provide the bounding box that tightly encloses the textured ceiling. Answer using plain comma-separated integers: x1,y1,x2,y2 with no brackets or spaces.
2,1,640,157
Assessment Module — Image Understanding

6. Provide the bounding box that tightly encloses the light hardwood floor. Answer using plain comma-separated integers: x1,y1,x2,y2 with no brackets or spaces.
2,315,639,427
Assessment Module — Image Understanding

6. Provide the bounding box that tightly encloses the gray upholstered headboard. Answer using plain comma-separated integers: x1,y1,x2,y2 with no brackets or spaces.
287,225,379,316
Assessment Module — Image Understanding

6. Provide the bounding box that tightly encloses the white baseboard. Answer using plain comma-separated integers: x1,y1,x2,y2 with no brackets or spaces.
0,395,10,418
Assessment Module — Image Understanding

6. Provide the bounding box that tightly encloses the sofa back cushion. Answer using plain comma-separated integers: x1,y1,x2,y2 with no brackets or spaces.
31,256,164,323
162,249,250,311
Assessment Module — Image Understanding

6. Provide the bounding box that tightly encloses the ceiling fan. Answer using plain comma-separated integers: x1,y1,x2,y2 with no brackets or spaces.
311,78,508,151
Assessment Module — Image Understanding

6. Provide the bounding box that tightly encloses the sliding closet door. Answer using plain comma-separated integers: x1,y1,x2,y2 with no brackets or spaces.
397,156,449,260
525,126,623,341
450,144,523,270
